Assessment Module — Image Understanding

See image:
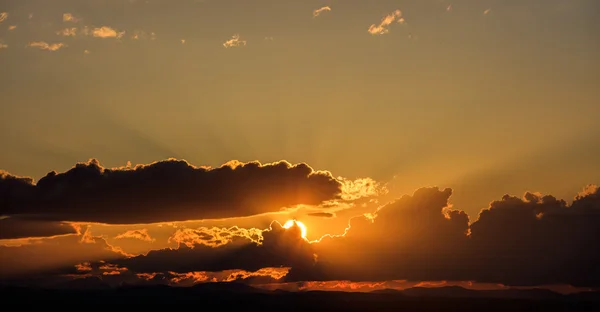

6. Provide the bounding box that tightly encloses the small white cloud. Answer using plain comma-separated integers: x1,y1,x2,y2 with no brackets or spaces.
28,41,65,51
84,49,91,54
8,25,16,30
181,39,185,44
447,5,452,12
223,34,246,48
92,26,125,39
63,13,80,23
0,42,7,49
28,13,33,20
0,12,8,23
313,6,331,17
483,8,491,15
368,10,404,35
264,36,274,41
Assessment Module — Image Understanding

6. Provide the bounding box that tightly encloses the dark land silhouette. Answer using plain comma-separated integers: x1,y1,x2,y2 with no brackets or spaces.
3,282,599,310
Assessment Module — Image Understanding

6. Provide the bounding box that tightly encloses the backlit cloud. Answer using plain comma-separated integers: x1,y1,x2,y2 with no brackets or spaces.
313,6,331,17
27,41,65,51
0,159,343,224
115,229,155,242
223,34,246,48
368,10,404,35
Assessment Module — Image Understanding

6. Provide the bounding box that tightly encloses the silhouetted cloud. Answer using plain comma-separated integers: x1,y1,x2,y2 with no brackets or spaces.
0,159,343,224
0,217,77,239
114,221,314,274
307,212,335,218
291,185,600,287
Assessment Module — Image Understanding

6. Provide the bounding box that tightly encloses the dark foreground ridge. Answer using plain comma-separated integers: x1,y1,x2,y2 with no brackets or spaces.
2,283,600,310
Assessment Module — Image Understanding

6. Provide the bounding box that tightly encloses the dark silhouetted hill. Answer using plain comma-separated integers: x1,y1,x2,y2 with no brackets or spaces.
1,283,599,310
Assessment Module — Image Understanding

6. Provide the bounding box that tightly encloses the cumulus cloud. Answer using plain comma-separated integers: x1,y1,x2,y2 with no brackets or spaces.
115,229,155,242
313,6,331,17
223,34,246,48
0,159,343,224
168,226,263,248
368,10,405,35
0,12,7,23
292,185,600,287
112,221,314,275
27,41,65,51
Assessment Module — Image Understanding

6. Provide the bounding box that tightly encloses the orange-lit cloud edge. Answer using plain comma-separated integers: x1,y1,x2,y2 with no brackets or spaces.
1,158,599,294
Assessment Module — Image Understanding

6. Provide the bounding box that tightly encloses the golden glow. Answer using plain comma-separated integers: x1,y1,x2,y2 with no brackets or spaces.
283,220,308,239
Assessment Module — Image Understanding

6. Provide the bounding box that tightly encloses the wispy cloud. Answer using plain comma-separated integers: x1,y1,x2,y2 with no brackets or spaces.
62,13,80,23
57,27,77,37
84,49,91,54
484,8,491,15
223,34,246,48
0,12,7,23
8,25,16,30
447,5,452,12
368,10,405,35
92,26,125,39
0,42,7,49
181,39,186,44
313,6,331,17
28,41,65,51
130,30,156,40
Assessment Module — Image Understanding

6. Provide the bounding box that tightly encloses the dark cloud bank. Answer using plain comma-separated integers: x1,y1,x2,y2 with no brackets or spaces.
0,158,341,226
1,159,599,288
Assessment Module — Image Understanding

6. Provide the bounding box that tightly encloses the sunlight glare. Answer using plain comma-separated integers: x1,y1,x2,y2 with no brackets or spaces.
283,220,308,239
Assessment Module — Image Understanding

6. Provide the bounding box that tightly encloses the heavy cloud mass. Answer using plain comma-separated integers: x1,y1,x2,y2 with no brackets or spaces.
1,159,599,289
0,159,342,224
305,185,600,287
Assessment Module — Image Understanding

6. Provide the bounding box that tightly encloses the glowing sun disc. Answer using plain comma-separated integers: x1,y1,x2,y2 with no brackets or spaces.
283,220,308,239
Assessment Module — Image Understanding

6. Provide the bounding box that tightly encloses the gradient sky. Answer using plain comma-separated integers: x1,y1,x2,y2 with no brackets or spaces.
1,0,600,291
1,0,599,215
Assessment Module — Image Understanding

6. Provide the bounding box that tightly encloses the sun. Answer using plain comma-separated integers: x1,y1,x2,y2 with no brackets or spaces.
283,220,308,239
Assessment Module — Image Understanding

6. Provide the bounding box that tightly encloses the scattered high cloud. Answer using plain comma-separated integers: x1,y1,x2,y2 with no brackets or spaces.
447,5,453,12
0,12,7,23
223,34,246,48
8,25,16,30
484,9,492,15
0,42,7,49
27,41,65,51
313,6,331,17
0,159,343,224
62,13,80,23
92,26,125,39
57,27,77,37
368,10,405,35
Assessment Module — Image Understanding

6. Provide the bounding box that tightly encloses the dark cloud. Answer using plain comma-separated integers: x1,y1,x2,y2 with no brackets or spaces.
0,159,342,224
0,225,127,279
0,217,77,239
292,185,600,287
114,221,315,274
307,212,335,218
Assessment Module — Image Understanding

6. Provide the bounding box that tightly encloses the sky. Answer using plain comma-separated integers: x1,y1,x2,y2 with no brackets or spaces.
0,0,599,291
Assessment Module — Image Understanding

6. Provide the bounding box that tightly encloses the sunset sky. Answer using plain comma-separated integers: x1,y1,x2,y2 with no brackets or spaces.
0,0,599,292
